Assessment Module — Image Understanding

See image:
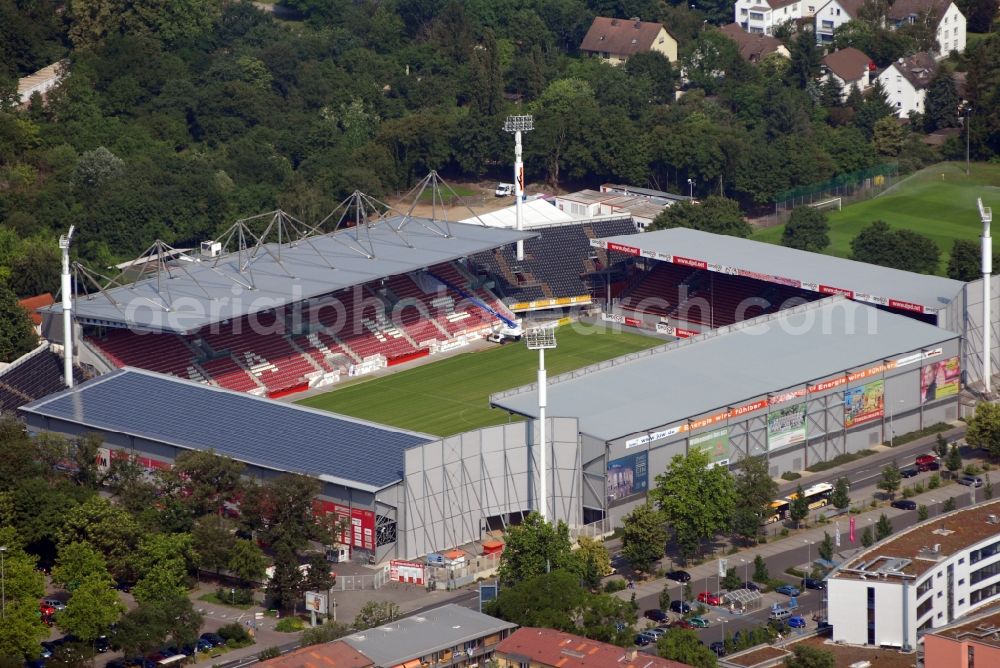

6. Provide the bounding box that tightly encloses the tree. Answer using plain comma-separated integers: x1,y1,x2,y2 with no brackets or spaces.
947,240,983,282
301,620,350,646
497,512,579,587
192,515,236,575
854,80,895,138
924,69,959,132
818,532,834,562
681,30,741,95
652,449,736,561
878,462,902,500
113,594,202,656
52,541,111,592
650,196,751,238
781,207,830,252
0,281,37,363
935,434,950,460
71,146,124,197
721,567,741,591
872,115,905,157
159,449,244,518
875,513,893,541
946,443,963,477
529,77,600,188
57,496,140,582
786,643,836,668
966,401,1000,459
354,600,401,630
228,538,267,589
0,599,49,660
620,503,667,574
965,0,1000,31
850,220,940,274
753,555,769,583
786,29,821,90
302,551,335,594
789,484,810,528
576,536,612,589
624,51,676,105
944,496,957,512
56,573,125,642
266,547,304,612
656,627,718,668
861,526,874,547
831,477,851,511
241,474,321,553
659,583,671,611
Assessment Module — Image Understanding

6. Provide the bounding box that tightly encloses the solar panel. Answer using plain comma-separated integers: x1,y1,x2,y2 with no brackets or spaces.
19,368,432,490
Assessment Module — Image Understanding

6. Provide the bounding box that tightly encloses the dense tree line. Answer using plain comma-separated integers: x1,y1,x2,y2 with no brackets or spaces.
2,0,999,298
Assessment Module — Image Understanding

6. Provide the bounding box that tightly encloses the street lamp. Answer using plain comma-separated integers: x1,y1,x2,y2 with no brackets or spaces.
888,399,904,447
717,617,727,646
687,178,695,200
0,545,6,619
804,540,814,571
740,558,748,585
966,105,973,177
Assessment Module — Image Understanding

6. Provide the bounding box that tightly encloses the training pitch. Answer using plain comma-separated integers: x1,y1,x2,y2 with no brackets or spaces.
297,324,664,436
753,161,1000,273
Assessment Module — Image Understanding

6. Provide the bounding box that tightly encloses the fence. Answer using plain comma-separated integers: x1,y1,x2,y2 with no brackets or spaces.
759,163,900,228
333,568,388,591
426,553,501,590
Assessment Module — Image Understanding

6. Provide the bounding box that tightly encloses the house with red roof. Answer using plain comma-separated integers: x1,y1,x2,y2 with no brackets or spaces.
580,17,677,64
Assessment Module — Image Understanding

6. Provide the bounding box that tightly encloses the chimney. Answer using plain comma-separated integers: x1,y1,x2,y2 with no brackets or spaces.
611,18,619,26
934,543,941,552
626,649,638,660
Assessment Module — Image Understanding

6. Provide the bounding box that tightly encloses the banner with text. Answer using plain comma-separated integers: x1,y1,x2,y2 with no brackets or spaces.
921,356,960,403
767,403,807,450
690,427,731,467
607,452,649,502
844,380,884,428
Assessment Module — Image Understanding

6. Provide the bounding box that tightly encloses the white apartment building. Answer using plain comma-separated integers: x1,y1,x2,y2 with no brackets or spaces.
734,0,819,36
888,0,966,58
814,0,865,43
828,499,1000,650
875,52,937,117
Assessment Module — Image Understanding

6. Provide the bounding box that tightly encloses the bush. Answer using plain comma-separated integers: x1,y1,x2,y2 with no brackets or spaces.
604,580,627,593
219,622,253,647
902,487,915,498
806,450,875,473
301,621,350,646
782,471,802,481
276,617,305,632
965,463,981,475
929,474,941,489
258,647,281,660
914,482,925,494
890,422,951,447
918,505,929,521
216,587,254,606
780,528,790,537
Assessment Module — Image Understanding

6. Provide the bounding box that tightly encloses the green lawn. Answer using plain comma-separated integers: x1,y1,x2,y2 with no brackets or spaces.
416,183,477,202
752,162,1000,273
297,325,664,436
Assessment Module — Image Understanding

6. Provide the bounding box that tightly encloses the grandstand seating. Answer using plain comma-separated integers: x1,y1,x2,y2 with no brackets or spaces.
468,217,637,307
83,260,512,397
0,344,86,413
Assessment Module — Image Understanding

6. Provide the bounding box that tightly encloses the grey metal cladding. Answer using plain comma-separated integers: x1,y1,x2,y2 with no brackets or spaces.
19,368,433,489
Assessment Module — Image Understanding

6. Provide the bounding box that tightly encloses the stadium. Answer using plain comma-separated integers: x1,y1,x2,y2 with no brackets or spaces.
5,175,998,565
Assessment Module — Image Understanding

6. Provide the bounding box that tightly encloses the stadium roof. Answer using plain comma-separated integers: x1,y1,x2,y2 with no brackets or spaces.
43,217,533,334
19,368,434,491
340,604,517,667
491,297,957,442
460,197,576,228
592,228,965,313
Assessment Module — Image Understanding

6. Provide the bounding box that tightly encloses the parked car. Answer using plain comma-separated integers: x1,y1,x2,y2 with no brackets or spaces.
891,499,918,510
666,570,691,582
494,183,514,197
24,661,46,668
959,475,984,488
689,616,710,628
40,598,66,612
709,641,726,657
37,645,53,660
916,454,940,471
635,633,654,647
669,600,691,614
741,581,760,592
900,466,919,478
94,636,110,653
644,627,667,638
789,615,807,629
697,591,723,606
672,619,694,629
195,638,214,653
802,578,826,590
644,608,668,623
198,633,225,648
775,584,800,597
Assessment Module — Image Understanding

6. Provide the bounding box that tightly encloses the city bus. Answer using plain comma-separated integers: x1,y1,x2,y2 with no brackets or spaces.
762,482,834,524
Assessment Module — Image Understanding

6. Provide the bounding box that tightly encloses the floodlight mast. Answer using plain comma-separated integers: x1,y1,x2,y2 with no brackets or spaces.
59,226,75,388
504,115,533,262
526,326,556,521
981,197,993,394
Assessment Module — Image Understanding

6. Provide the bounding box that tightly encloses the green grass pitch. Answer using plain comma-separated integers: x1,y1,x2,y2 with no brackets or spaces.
752,162,1000,273
296,324,664,436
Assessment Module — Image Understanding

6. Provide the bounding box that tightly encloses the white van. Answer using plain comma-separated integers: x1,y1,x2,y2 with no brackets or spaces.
495,183,513,197
769,608,792,622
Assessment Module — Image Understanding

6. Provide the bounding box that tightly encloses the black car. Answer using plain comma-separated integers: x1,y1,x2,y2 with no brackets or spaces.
199,632,226,648
635,633,654,647
891,499,918,510
644,608,668,622
802,578,827,590
666,570,691,582
741,581,760,592
669,600,691,614
709,641,726,657
94,636,110,653
900,466,919,478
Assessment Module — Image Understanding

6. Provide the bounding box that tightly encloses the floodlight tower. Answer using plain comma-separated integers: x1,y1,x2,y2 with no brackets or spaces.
980,197,993,394
59,226,75,388
504,115,533,262
525,325,556,521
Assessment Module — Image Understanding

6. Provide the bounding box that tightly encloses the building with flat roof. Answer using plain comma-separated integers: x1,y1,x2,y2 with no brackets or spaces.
339,604,517,668
493,297,960,525
260,642,374,668
828,500,1000,649
923,607,1000,667
495,627,692,668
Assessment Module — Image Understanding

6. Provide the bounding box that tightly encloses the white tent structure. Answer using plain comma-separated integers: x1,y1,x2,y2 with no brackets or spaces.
462,198,575,229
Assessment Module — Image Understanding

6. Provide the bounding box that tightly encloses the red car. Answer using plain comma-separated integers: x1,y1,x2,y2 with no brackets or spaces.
672,619,694,629
916,454,940,471
697,591,723,606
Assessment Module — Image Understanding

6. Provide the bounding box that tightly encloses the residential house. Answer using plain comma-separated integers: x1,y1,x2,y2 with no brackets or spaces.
719,23,791,62
814,0,865,43
16,60,65,107
734,0,820,36
876,52,938,117
494,627,694,668
259,642,374,668
579,17,677,64
820,47,874,100
888,0,966,58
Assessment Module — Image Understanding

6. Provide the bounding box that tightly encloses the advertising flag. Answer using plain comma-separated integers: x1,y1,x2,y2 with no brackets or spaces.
835,522,841,548
849,516,856,543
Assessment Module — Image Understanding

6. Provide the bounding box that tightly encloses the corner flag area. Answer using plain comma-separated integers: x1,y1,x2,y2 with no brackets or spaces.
296,325,663,436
